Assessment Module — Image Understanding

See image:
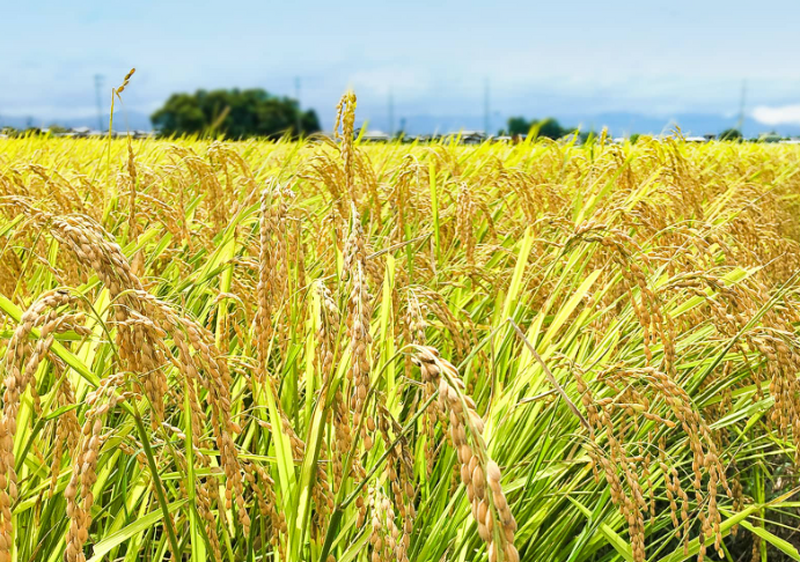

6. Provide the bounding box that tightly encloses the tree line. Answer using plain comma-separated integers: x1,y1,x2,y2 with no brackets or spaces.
0,94,772,142
502,117,754,143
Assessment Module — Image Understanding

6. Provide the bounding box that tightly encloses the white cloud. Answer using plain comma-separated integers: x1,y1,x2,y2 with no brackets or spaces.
752,104,800,126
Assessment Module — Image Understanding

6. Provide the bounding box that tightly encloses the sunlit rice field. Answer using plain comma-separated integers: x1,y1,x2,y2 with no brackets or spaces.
2,99,800,562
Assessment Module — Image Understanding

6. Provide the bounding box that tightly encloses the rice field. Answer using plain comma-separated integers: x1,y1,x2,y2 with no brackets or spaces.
2,95,800,562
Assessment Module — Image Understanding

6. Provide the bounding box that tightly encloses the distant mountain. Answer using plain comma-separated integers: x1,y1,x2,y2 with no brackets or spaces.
357,112,800,138
0,111,153,132
562,112,800,138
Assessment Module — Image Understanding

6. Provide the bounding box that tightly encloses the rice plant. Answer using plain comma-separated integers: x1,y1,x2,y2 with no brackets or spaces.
2,93,800,562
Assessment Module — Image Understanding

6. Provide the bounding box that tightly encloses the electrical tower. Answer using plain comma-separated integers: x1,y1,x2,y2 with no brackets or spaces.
94,75,104,132
388,90,394,137
484,78,490,135
736,79,747,133
295,77,302,136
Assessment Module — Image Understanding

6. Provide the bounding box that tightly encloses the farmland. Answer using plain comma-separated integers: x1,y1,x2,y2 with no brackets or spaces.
2,97,800,562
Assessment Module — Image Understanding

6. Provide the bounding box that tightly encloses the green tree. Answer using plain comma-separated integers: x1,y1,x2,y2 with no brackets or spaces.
506,116,530,136
507,116,570,140
151,88,320,138
719,128,742,141
535,118,566,140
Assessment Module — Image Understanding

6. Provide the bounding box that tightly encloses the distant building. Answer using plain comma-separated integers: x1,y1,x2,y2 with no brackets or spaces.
355,129,391,142
443,130,486,144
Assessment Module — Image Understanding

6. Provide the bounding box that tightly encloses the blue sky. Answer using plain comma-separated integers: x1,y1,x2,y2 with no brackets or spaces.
3,0,800,132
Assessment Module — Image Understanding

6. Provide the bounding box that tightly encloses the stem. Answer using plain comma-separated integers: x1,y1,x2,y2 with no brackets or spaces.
133,411,182,559
508,318,590,429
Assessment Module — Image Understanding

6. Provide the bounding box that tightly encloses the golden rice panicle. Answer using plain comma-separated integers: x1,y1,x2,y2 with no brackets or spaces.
572,371,602,482
242,460,285,556
49,364,80,497
195,479,224,561
321,266,355,467
414,346,518,562
376,403,416,558
402,290,427,382
314,281,354,485
401,293,439,472
41,215,147,371
135,290,252,536
126,137,138,235
579,364,734,562
332,384,359,486
125,136,145,276
334,91,357,202
343,207,374,450
455,181,476,265
348,258,373,449
256,185,276,373
368,485,408,562
287,215,307,301
341,203,368,279
574,375,643,561
116,67,136,94
576,223,666,370
406,292,426,346
0,289,87,561
256,182,291,363
65,374,129,562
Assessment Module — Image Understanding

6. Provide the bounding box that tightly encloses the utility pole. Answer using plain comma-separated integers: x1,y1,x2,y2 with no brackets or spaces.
736,79,747,133
736,80,747,134
295,76,302,136
483,78,490,135
388,89,394,137
94,74,104,131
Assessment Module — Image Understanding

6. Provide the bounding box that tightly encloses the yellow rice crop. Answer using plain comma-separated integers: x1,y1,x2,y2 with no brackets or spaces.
2,97,800,561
